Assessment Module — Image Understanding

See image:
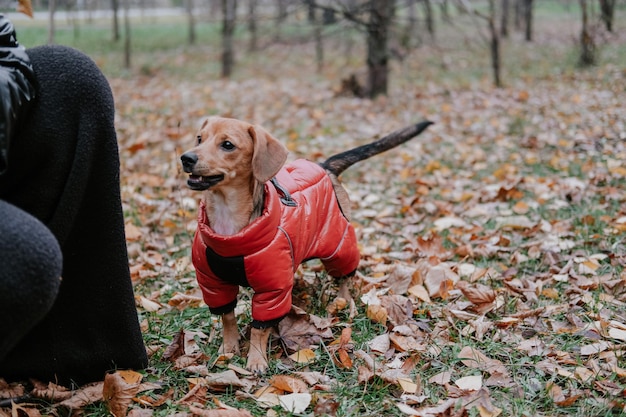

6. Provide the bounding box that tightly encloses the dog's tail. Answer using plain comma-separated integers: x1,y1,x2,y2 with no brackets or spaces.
320,120,434,177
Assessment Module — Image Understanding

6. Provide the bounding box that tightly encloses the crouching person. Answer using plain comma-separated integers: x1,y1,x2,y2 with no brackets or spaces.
0,14,147,386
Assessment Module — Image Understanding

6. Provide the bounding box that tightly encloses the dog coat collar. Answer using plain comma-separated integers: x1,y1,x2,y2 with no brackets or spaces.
196,181,283,257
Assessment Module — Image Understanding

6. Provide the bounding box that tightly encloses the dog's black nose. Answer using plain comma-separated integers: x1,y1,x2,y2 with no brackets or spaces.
180,152,198,173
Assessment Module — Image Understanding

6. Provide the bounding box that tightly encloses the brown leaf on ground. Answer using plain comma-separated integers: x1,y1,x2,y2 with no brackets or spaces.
366,304,388,325
380,294,413,326
367,333,391,354
127,409,154,417
135,388,174,408
0,379,25,399
410,233,453,260
168,291,204,309
164,329,208,365
58,382,103,409
458,346,513,387
205,370,246,392
456,280,497,314
30,381,72,402
178,382,208,406
422,263,459,299
269,375,308,393
278,307,334,351
335,348,353,369
103,370,143,417
10,403,41,417
313,399,340,416
188,406,252,417
357,365,375,384
456,281,496,305
385,264,419,295
162,328,186,361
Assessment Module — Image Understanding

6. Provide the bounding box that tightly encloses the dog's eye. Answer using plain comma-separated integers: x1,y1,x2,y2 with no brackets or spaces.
221,141,236,151
196,135,202,145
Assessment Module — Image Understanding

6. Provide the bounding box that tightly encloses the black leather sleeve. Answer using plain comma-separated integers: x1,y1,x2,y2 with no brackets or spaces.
0,14,36,175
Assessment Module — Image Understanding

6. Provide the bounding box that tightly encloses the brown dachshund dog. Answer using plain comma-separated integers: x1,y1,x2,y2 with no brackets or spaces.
181,116,432,372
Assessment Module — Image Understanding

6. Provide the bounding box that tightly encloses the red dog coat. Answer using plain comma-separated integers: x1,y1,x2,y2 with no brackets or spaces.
192,159,360,328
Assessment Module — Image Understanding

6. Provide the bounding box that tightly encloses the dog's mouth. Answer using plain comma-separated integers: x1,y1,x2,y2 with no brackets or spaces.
186,174,225,190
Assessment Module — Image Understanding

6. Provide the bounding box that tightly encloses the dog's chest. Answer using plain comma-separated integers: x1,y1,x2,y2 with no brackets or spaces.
205,193,248,235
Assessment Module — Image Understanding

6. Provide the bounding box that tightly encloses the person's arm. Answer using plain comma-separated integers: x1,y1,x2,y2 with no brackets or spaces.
0,14,36,175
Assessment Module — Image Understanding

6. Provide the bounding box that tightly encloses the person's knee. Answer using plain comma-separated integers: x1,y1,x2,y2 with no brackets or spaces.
0,200,62,357
0,200,62,303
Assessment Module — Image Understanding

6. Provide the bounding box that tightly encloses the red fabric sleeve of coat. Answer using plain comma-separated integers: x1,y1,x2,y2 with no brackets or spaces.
192,230,240,314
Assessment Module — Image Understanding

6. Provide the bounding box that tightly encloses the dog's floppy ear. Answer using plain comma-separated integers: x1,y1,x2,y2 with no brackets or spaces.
249,124,288,183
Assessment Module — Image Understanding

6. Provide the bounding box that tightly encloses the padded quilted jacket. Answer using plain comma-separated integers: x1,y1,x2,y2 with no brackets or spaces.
192,159,360,328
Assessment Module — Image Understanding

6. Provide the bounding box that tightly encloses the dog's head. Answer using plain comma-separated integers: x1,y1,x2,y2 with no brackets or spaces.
181,117,288,191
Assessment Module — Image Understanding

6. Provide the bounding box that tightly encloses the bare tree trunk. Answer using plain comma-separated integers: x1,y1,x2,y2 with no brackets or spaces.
221,0,237,78
488,0,501,87
404,0,418,48
48,0,56,44
111,0,120,41
523,0,533,42
579,0,596,66
440,0,450,22
305,0,315,23
366,0,394,98
123,0,130,68
247,0,257,52
423,0,434,40
312,3,323,73
500,0,510,38
599,0,615,32
274,0,287,41
69,0,79,40
186,0,196,45
514,0,522,31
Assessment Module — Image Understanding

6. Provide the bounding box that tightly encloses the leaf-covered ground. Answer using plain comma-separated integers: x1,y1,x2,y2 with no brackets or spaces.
2,9,626,417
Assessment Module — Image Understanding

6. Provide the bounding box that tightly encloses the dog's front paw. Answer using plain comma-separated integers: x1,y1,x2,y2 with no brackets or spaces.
220,311,240,356
246,349,269,374
246,327,271,374
219,341,240,356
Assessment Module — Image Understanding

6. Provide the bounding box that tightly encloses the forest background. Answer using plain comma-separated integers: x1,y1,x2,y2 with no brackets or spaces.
1,1,626,416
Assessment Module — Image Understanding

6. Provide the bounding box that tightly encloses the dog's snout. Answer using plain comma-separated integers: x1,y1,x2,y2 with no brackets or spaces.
181,152,198,173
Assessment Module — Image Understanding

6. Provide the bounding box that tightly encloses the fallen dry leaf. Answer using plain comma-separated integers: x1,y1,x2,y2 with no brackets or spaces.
398,377,420,394
366,304,388,325
205,370,246,392
455,374,482,391
380,294,413,326
103,370,143,417
278,307,334,351
10,402,41,417
367,333,391,354
279,393,312,414
188,405,253,417
456,280,497,313
423,263,459,299
269,375,308,393
288,348,317,364
429,371,452,385
58,382,103,409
